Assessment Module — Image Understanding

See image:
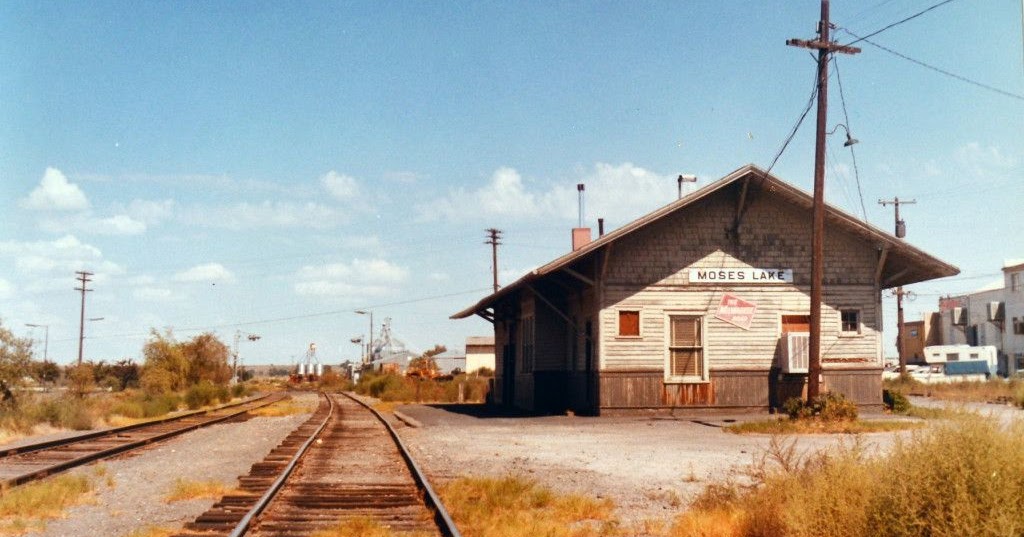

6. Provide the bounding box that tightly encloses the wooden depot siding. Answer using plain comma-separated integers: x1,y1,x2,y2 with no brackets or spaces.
595,185,884,409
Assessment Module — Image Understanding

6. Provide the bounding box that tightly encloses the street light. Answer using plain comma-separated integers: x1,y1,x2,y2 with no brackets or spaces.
355,310,373,364
25,323,49,362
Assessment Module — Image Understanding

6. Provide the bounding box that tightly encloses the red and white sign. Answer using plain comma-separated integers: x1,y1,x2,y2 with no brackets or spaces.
715,294,757,330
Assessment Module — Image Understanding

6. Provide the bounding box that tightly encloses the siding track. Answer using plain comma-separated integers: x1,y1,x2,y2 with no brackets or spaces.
174,392,460,537
0,393,285,489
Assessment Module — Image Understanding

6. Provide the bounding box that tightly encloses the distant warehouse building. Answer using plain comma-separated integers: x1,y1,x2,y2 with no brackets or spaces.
452,165,958,414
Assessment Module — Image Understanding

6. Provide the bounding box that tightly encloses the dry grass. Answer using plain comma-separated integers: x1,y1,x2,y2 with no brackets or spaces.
248,398,314,418
310,516,436,537
372,401,402,414
164,478,241,502
680,415,1024,537
725,418,923,435
885,376,1024,405
439,476,619,537
123,527,177,537
0,473,95,535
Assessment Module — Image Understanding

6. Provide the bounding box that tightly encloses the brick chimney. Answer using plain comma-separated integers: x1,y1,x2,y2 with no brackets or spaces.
572,227,591,251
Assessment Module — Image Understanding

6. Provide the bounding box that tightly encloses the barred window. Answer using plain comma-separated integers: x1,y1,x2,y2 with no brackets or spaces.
667,315,705,382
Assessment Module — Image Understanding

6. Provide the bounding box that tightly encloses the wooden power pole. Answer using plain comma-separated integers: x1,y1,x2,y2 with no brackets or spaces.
74,270,94,365
787,0,860,401
879,197,917,376
485,228,503,293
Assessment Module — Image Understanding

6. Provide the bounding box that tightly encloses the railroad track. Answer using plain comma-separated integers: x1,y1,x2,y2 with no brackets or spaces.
174,392,460,537
0,392,286,489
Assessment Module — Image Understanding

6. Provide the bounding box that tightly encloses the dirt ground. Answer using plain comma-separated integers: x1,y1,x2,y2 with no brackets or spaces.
394,404,913,526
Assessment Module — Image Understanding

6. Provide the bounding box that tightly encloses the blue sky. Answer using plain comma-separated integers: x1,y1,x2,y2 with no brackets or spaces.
2,1,1022,365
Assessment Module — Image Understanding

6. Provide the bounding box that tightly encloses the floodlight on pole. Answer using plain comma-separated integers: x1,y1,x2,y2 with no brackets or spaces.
355,310,373,363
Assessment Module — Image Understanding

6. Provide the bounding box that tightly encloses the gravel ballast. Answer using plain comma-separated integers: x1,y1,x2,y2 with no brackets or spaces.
17,393,317,537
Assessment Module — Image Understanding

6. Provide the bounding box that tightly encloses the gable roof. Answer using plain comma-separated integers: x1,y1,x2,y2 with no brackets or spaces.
452,164,959,319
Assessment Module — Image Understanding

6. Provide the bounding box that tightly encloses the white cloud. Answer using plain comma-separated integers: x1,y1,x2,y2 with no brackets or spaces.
0,278,13,300
0,235,123,277
173,263,235,284
96,215,147,235
320,171,360,201
21,168,91,211
181,201,346,230
39,213,148,236
294,258,408,297
417,163,678,224
133,287,177,302
418,167,542,222
126,199,175,225
954,142,1018,176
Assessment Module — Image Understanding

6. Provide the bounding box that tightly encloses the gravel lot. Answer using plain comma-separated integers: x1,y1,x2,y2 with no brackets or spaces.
12,393,318,537
5,393,1019,535
395,405,908,526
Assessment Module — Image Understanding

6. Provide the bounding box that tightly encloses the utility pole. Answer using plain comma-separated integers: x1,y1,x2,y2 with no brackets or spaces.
879,197,917,376
787,0,860,401
74,271,94,365
485,228,503,293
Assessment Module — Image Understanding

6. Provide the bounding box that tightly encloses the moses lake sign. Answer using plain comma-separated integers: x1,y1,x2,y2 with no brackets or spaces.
688,268,793,284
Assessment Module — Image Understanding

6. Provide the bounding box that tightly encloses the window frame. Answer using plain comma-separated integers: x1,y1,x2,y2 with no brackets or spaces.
616,309,642,339
664,313,709,384
839,308,862,336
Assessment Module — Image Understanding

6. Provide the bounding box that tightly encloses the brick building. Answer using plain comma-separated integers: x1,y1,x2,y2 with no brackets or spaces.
452,165,958,414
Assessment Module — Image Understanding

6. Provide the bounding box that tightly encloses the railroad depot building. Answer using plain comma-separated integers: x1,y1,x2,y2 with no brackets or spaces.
452,164,958,414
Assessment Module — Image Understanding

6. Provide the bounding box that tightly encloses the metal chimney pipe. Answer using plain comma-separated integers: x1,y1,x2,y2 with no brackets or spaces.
598,218,605,237
576,183,585,227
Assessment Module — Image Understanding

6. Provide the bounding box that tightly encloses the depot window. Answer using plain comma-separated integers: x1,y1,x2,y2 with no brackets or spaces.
618,310,640,337
840,309,861,334
666,315,707,383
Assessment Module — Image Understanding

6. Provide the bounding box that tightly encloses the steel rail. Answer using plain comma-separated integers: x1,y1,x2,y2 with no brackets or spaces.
0,393,286,489
226,392,335,537
341,391,463,537
0,393,274,459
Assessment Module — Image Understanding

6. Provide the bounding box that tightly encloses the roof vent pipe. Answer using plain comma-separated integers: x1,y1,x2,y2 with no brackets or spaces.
577,183,585,227
677,174,697,199
598,218,605,237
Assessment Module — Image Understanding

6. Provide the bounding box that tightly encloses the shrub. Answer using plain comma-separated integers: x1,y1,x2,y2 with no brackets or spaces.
30,396,95,430
141,393,181,417
184,381,220,409
140,367,174,396
883,389,911,414
231,383,249,398
65,364,96,398
784,392,858,422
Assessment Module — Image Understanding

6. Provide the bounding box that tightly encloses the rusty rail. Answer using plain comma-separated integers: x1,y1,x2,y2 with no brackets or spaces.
341,391,462,537
226,393,335,537
0,392,285,488
175,392,461,537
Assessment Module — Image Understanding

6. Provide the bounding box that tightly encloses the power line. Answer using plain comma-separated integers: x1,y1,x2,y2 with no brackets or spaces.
843,30,1024,102
843,0,958,46
833,58,867,220
51,286,493,343
759,73,819,183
